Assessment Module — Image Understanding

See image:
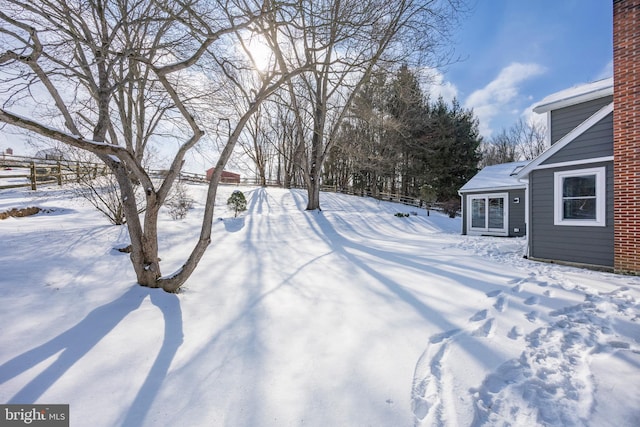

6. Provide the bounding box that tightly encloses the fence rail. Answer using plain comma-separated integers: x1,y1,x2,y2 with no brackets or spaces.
0,156,110,190
1,155,451,213
240,179,448,212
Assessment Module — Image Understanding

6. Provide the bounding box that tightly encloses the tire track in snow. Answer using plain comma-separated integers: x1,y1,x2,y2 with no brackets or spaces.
412,308,496,426
411,329,460,426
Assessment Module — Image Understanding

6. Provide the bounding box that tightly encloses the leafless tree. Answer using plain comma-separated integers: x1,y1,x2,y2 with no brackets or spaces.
513,118,547,160
238,105,274,186
479,118,547,167
479,129,519,167
0,0,307,292
260,0,464,210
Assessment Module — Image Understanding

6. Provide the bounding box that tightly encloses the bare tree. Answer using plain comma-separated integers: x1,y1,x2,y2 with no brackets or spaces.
513,118,547,160
261,0,464,210
238,105,274,186
0,0,306,292
479,118,547,167
479,129,519,167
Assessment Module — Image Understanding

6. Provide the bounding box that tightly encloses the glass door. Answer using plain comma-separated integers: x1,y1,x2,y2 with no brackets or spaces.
467,193,508,236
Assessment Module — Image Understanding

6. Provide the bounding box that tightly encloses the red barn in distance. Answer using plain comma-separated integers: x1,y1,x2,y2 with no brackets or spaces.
205,167,241,184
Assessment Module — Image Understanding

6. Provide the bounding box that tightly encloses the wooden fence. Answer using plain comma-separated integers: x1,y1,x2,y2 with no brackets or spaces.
242,178,445,211
1,155,449,212
0,155,109,190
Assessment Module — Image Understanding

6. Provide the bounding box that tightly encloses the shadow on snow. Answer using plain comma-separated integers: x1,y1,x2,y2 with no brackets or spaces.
0,286,183,427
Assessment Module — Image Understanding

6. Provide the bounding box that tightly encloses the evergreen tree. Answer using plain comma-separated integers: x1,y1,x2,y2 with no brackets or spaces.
227,190,247,218
328,70,395,196
387,64,430,197
325,66,482,204
424,97,482,201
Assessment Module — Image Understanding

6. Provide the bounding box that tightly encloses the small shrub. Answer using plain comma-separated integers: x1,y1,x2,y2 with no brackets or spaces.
71,174,142,225
227,190,247,218
394,212,410,218
442,199,461,218
166,181,194,220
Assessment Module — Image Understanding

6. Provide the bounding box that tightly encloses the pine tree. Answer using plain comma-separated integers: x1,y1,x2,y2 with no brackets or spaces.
387,64,430,197
227,190,247,218
424,97,482,202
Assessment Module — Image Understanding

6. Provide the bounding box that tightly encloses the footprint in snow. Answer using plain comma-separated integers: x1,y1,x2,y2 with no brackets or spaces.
526,311,539,323
493,296,507,312
470,309,488,322
524,296,539,306
486,289,502,298
412,338,452,424
508,326,524,340
429,328,461,344
472,318,495,338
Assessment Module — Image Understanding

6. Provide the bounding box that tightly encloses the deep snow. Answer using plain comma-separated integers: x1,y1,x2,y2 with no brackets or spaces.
0,184,638,427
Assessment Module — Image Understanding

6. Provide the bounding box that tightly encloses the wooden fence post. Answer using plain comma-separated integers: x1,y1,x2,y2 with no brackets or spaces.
30,162,37,190
57,162,62,185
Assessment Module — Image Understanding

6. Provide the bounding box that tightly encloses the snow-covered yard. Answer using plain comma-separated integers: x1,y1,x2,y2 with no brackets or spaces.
0,184,638,426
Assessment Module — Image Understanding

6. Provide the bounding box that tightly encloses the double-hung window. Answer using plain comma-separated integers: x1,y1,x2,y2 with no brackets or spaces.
554,167,606,226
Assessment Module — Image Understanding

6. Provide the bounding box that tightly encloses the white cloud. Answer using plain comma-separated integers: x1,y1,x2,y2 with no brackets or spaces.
419,67,459,104
463,62,546,137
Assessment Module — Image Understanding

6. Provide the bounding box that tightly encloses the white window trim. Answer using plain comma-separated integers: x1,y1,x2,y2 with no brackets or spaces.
467,193,509,236
554,167,606,227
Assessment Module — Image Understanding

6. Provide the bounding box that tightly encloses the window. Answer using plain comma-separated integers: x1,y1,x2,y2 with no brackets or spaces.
554,167,606,226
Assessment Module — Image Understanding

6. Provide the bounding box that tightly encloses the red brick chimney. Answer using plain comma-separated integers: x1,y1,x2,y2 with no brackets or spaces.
614,0,640,274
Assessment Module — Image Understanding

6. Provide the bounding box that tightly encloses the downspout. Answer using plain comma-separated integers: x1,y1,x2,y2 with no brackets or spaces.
517,177,530,258
457,190,464,235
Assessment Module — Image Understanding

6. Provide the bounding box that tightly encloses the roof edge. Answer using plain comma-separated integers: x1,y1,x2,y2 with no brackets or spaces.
459,184,526,195
517,102,614,178
532,78,613,114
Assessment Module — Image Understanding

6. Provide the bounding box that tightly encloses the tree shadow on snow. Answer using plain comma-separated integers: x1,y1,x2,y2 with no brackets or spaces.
0,285,183,427
222,217,245,232
295,198,518,370
0,286,149,403
120,290,183,426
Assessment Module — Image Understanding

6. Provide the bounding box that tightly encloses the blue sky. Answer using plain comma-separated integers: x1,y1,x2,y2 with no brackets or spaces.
430,0,613,138
2,1,614,157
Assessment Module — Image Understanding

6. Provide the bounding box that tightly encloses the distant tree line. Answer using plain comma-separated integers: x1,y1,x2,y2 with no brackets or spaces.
242,65,483,205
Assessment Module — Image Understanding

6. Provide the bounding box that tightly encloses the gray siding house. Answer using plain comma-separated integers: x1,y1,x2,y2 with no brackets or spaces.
516,78,614,269
459,161,528,237
459,78,615,270
468,1,639,275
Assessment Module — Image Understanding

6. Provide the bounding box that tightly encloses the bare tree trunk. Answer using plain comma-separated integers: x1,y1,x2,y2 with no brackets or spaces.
0,0,310,293
1,0,463,292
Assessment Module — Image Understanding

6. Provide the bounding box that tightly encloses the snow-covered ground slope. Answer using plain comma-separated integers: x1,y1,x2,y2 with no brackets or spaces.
0,184,638,426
